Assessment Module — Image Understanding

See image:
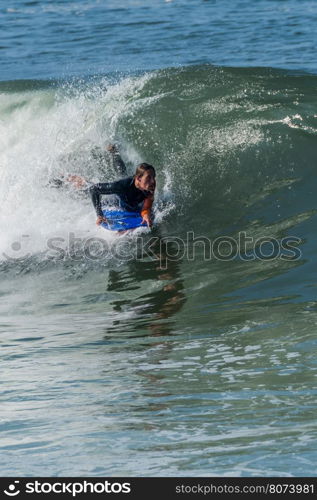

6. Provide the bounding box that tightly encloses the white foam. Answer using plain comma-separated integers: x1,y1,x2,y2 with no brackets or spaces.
0,74,168,262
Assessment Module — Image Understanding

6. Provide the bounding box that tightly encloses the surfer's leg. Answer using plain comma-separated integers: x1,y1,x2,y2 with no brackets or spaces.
91,144,127,178
109,149,127,177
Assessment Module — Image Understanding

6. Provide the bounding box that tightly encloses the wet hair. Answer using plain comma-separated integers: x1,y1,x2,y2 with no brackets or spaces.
134,162,156,178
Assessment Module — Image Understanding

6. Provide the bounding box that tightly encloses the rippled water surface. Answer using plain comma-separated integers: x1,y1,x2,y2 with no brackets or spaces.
2,0,317,80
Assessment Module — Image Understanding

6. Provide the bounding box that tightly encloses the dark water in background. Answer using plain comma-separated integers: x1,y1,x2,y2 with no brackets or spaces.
2,0,317,80
1,0,317,477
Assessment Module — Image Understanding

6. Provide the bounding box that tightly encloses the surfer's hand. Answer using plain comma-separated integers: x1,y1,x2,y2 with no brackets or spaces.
142,214,152,227
96,216,107,225
66,175,87,189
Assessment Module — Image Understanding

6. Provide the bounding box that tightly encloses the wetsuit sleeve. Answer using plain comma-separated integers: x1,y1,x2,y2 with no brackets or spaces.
89,180,126,217
141,195,154,219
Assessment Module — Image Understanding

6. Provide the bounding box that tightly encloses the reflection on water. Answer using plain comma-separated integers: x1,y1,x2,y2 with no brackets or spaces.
106,237,186,337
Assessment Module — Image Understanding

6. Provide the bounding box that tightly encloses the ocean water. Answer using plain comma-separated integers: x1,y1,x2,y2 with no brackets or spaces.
1,0,317,477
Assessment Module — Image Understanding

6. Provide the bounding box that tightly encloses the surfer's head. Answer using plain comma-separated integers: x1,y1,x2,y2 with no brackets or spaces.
134,163,156,194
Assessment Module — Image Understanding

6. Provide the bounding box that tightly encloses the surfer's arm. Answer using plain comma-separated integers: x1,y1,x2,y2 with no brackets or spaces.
48,174,88,189
141,195,154,227
89,180,125,220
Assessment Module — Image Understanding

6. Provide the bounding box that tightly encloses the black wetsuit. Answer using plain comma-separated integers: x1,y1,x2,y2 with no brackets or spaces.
89,149,152,216
49,148,151,217
89,177,149,217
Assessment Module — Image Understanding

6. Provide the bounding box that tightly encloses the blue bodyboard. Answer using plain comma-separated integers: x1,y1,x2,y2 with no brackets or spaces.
100,209,146,232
